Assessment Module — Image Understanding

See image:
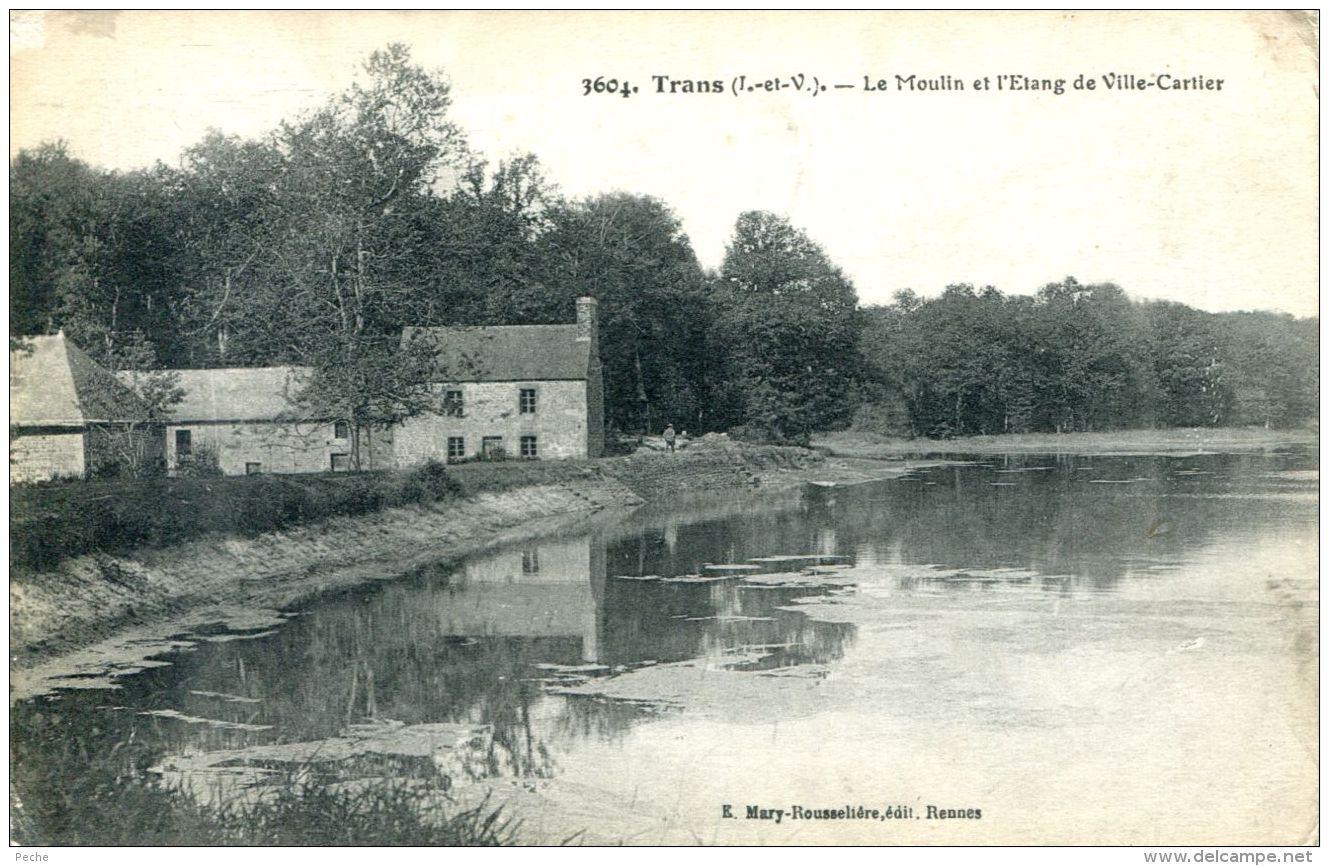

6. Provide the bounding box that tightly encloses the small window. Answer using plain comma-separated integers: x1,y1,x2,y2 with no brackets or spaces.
520,435,538,459
334,420,350,440
521,549,540,575
447,436,465,463
443,390,464,417
519,388,537,414
245,462,262,476
330,453,351,472
481,436,504,458
175,429,192,459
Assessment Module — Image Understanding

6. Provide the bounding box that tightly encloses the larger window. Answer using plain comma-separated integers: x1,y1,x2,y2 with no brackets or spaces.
175,429,192,460
481,436,504,458
520,435,538,459
442,390,464,417
519,388,537,414
447,436,465,463
330,453,351,472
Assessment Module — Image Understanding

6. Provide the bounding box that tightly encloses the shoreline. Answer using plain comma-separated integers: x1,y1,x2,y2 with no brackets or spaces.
814,427,1317,458
10,480,640,703
11,431,1290,702
10,439,1314,843
12,444,928,703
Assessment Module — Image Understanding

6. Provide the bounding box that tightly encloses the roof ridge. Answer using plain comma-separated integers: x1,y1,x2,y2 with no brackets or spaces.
406,323,578,331
157,365,311,374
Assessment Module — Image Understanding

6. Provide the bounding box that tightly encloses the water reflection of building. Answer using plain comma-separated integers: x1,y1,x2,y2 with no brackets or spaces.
437,520,857,673
440,538,607,663
595,500,857,670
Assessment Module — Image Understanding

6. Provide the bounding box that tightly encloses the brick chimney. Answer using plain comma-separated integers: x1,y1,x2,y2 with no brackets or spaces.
575,296,598,343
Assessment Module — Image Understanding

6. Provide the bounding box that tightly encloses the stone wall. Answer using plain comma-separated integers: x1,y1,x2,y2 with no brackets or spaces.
395,380,590,465
10,430,84,483
165,420,388,475
586,357,605,459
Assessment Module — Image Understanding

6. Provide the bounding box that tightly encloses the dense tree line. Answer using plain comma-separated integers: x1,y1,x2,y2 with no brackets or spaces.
10,45,1317,444
859,280,1317,437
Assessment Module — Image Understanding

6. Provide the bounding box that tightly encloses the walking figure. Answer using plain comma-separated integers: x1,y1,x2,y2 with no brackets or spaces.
663,424,676,453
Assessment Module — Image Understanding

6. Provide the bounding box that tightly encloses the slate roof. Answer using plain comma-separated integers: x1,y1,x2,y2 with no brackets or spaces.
10,333,148,427
150,367,313,423
401,325,592,382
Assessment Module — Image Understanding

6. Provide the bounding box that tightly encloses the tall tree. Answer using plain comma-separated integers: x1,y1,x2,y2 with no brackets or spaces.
10,145,186,366
168,131,286,366
714,211,860,441
92,334,185,478
11,142,91,337
178,44,468,465
422,153,558,326
1029,278,1157,432
540,192,714,433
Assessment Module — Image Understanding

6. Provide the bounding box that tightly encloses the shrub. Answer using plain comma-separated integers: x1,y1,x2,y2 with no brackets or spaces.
11,757,514,846
396,459,462,505
728,422,811,448
176,444,223,478
603,434,640,456
849,397,914,438
10,465,472,571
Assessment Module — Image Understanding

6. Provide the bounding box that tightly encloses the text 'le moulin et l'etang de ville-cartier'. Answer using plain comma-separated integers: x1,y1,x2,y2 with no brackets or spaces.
646,72,1224,96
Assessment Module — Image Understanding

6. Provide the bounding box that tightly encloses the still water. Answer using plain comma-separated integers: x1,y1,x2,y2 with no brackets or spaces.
12,451,1319,844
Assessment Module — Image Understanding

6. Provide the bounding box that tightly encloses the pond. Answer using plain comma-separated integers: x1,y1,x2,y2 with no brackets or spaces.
11,450,1318,845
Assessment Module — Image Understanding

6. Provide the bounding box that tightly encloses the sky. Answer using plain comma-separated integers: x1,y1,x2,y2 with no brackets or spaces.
8,10,1320,317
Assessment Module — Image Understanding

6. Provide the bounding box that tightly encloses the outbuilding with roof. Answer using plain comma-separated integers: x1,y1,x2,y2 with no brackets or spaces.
9,332,156,482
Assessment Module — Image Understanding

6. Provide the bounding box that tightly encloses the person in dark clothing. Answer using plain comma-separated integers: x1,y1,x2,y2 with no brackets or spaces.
663,424,676,453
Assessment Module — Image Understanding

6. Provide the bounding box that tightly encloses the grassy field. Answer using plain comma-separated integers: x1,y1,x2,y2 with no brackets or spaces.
814,426,1318,458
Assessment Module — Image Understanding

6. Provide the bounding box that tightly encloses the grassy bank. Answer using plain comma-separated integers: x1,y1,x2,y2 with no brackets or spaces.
11,717,513,846
10,461,463,573
814,427,1317,458
10,440,824,680
10,443,819,574
11,771,513,846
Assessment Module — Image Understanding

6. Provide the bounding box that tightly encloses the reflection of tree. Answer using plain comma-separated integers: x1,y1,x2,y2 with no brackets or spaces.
326,602,562,780
601,491,837,584
804,453,1311,591
474,667,554,780
595,573,854,670
552,694,662,744
117,576,577,781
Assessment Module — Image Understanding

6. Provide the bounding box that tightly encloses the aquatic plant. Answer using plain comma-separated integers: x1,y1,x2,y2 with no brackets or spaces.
12,761,514,846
